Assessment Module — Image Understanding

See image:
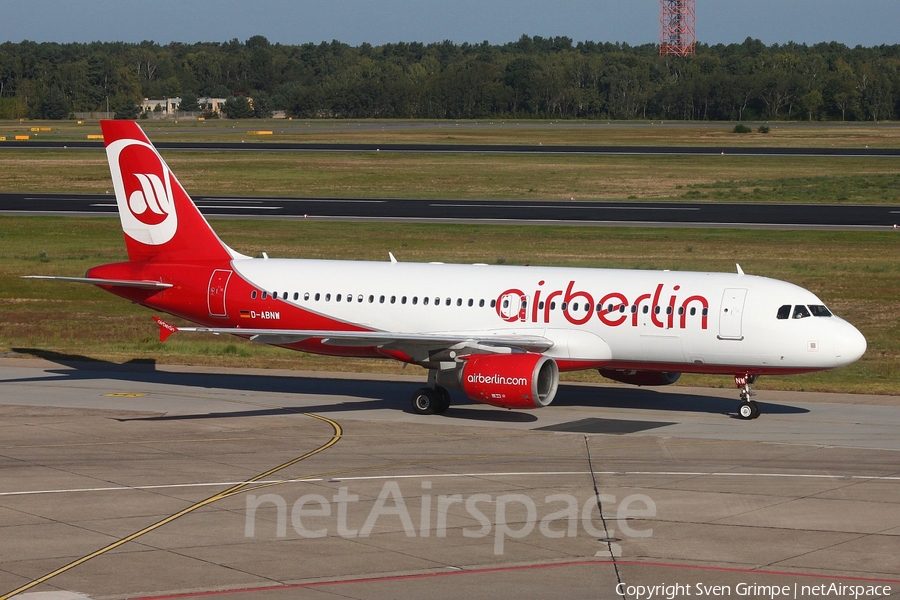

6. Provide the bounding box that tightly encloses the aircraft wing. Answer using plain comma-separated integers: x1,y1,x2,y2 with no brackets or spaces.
153,317,553,358
23,276,173,289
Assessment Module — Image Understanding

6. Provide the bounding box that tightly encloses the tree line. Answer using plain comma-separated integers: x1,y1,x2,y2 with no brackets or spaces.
1,35,899,121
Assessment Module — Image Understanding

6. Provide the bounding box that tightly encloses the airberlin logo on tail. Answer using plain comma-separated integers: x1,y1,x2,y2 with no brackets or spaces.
128,173,171,225
106,138,178,246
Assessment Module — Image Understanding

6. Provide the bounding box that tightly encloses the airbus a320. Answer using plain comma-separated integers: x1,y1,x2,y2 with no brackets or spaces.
27,121,867,420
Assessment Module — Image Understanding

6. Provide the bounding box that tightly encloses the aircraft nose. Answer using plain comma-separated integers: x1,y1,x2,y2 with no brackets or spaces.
835,321,867,366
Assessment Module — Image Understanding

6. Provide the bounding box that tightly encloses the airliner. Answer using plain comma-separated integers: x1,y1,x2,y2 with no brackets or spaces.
27,121,867,420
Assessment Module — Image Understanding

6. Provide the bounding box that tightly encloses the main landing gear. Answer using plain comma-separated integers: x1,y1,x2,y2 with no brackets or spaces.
410,386,451,415
735,374,760,420
410,369,452,415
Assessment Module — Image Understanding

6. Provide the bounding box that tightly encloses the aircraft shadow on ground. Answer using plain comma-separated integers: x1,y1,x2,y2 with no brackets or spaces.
8,348,809,421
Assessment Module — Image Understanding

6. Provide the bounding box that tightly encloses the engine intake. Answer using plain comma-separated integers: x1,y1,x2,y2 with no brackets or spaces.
437,353,559,409
598,369,681,386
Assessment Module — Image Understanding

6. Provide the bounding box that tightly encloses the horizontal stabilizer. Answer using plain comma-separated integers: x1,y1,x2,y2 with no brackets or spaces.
23,275,172,289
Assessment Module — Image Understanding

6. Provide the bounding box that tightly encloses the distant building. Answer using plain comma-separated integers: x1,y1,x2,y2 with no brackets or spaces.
141,97,181,114
140,97,227,118
198,97,227,113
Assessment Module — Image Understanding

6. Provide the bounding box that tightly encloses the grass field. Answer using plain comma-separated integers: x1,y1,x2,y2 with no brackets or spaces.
1,149,899,204
1,218,897,395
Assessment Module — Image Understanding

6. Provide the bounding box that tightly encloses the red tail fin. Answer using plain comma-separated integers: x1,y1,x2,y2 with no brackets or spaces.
101,120,235,263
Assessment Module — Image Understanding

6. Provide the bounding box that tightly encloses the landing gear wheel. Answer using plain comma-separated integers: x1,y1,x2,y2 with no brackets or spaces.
411,387,437,415
433,386,451,414
749,400,760,419
738,400,761,420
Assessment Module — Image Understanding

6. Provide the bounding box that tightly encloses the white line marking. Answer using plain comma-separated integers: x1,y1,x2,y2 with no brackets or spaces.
88,203,283,210
202,198,386,204
194,205,282,210
3,470,898,497
431,203,700,211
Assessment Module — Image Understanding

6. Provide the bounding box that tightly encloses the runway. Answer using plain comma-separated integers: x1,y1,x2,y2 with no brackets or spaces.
2,193,898,230
0,357,898,599
4,139,900,157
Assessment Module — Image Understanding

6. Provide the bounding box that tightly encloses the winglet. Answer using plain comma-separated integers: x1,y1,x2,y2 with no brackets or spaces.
153,316,178,342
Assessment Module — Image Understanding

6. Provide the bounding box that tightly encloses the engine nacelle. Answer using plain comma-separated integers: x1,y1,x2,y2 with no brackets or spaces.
437,353,559,409
598,369,681,386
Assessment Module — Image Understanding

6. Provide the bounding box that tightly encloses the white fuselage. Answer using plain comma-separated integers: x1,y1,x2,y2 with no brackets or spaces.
228,258,866,374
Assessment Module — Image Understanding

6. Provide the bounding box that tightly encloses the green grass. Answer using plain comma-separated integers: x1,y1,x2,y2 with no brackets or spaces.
1,149,899,204
1,217,898,394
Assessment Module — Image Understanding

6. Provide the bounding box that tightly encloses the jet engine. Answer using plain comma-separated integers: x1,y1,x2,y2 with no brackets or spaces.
437,353,559,409
598,369,681,386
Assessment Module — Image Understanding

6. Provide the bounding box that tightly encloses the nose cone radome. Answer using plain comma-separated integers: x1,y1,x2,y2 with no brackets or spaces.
835,321,867,367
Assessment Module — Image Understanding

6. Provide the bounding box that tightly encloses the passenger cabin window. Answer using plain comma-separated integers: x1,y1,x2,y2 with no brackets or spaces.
793,305,811,319
777,305,791,320
809,305,832,317
251,290,257,299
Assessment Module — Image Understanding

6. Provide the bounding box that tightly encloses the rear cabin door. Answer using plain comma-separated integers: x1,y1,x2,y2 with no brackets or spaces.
207,269,233,318
718,288,747,340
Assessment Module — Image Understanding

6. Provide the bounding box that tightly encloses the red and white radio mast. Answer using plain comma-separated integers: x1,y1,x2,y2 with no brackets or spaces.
659,0,696,57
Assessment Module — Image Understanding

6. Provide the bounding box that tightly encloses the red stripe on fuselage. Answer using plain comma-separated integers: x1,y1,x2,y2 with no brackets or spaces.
88,261,380,356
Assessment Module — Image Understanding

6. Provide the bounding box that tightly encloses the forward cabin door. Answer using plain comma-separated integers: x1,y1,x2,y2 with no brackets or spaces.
207,269,233,318
718,288,747,340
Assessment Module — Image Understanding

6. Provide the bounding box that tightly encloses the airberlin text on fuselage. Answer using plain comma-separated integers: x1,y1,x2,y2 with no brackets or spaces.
496,280,709,330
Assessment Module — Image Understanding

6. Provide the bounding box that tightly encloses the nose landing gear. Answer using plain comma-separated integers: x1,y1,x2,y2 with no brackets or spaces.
735,374,760,420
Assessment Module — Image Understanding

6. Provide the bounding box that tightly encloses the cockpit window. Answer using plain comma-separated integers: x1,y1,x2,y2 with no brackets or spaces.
792,305,811,319
809,305,832,317
776,305,791,320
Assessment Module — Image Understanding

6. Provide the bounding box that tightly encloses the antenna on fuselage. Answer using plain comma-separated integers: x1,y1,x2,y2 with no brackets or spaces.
736,263,745,276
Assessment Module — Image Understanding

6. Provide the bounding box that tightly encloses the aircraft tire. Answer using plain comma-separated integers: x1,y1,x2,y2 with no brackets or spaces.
411,387,437,415
738,401,755,420
434,386,451,414
749,400,761,419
